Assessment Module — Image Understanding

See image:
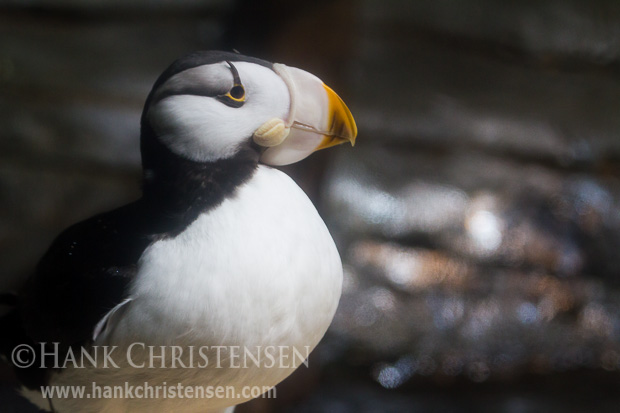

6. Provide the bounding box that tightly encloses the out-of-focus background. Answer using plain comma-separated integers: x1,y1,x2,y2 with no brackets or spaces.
2,0,620,411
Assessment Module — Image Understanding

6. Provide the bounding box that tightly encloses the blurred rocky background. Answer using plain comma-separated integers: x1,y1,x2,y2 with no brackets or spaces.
2,0,620,411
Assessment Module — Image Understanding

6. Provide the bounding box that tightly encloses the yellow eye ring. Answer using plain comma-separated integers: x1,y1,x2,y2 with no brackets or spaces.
228,84,245,102
218,61,246,107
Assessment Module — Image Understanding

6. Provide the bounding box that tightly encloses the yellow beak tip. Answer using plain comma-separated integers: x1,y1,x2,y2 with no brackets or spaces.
323,83,357,150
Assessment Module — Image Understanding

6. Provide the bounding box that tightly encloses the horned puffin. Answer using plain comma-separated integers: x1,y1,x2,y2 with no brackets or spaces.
0,51,356,412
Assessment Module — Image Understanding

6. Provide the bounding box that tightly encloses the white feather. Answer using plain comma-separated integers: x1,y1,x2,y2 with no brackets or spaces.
92,298,132,342
148,63,290,163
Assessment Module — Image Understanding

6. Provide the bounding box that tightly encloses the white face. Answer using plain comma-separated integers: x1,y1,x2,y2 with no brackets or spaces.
147,62,290,163
146,58,356,166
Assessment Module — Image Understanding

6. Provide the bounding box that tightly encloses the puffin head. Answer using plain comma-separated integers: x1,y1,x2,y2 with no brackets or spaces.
141,51,357,167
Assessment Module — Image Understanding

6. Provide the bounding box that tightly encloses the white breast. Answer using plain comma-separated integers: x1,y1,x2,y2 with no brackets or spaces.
123,165,342,344
45,167,342,412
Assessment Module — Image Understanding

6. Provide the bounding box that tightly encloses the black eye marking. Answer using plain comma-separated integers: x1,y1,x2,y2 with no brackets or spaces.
226,60,242,86
217,61,246,108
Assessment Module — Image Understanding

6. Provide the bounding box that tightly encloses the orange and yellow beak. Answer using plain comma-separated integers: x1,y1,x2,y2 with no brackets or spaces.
257,64,357,166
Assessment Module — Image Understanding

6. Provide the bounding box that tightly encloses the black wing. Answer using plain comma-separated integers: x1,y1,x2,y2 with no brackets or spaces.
18,200,157,346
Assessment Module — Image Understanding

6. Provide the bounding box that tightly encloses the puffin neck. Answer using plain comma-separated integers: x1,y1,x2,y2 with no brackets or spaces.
139,130,259,237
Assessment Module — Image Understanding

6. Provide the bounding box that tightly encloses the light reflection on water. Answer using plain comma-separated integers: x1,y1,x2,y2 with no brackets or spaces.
324,147,620,384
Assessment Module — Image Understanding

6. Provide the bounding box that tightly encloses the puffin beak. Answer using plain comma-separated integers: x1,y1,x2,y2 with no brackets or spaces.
256,64,357,166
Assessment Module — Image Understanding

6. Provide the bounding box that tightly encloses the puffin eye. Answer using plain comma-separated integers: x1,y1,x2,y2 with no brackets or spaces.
229,85,245,101
218,86,246,108
217,61,246,108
